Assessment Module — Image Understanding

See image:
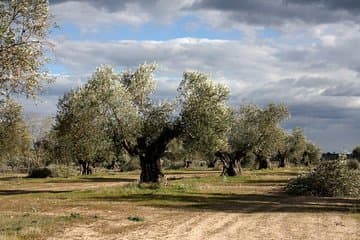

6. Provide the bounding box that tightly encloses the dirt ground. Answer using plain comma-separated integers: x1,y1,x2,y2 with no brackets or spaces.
1,170,359,240
50,208,359,240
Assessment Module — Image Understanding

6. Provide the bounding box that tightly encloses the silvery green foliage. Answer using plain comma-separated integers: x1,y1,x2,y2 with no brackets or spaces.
54,87,114,165
178,71,231,156
53,64,232,167
229,103,289,157
277,128,321,166
0,98,31,164
302,142,322,165
0,0,52,97
287,128,307,164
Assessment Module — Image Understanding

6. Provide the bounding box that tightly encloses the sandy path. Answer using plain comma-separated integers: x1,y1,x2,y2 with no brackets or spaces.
50,207,359,240
116,211,359,240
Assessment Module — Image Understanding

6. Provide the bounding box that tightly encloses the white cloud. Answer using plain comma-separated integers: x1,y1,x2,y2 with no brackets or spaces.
43,36,360,151
40,0,360,151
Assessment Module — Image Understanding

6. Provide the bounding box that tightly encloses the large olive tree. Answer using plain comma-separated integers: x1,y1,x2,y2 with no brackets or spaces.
54,64,231,182
53,89,114,174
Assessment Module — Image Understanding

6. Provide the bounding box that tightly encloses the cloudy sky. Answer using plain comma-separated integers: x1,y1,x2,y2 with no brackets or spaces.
24,0,360,152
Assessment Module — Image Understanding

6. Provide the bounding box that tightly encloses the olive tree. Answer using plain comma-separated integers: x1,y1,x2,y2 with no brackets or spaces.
53,64,231,182
0,0,52,97
277,128,321,167
287,128,307,165
0,98,32,168
228,103,289,171
302,142,321,166
53,89,114,174
277,128,306,167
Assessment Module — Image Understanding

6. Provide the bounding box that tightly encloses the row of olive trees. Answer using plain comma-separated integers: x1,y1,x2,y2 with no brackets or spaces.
216,104,321,176
48,62,323,181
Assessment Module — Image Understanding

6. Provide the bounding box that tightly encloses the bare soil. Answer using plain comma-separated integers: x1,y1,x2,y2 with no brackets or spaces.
1,170,359,240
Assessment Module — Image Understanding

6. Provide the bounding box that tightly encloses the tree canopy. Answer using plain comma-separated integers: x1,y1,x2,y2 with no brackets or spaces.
0,0,51,97
53,64,231,182
228,103,289,169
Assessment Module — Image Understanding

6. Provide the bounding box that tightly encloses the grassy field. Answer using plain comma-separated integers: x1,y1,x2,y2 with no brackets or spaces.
0,167,359,240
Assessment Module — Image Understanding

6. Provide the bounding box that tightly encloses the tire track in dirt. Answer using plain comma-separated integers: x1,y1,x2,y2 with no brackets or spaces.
49,205,360,240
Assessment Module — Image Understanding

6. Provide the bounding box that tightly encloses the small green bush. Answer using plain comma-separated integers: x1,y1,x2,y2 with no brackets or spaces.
286,159,360,197
28,168,52,178
347,159,360,170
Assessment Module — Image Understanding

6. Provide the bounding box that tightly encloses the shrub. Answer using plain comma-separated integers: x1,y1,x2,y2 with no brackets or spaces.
121,159,140,172
162,160,184,170
48,164,77,178
286,159,360,197
28,167,52,178
347,159,360,170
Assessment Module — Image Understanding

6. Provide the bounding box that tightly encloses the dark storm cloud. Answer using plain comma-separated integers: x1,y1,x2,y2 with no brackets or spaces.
288,102,360,121
188,0,360,25
50,0,157,12
50,0,360,26
286,0,360,12
283,102,360,151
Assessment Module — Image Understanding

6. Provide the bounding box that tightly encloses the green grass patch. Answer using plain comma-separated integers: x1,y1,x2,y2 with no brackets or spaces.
0,212,88,240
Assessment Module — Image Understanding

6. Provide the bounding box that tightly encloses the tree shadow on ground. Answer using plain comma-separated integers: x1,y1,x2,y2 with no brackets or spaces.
252,171,304,176
92,192,360,214
242,179,290,185
0,176,137,183
0,189,71,196
45,177,137,183
0,177,24,181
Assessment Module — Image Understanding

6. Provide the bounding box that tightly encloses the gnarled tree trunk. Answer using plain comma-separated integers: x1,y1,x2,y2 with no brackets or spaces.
215,150,244,176
258,155,271,169
139,155,163,183
138,126,181,183
79,160,92,175
278,151,287,168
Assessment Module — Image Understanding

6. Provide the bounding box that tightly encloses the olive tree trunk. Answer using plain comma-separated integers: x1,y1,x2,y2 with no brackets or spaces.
138,127,181,183
79,160,92,175
258,156,271,169
278,155,287,168
215,151,243,176
139,155,163,182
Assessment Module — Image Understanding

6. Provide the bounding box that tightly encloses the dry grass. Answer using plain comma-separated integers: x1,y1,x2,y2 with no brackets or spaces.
0,167,359,239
